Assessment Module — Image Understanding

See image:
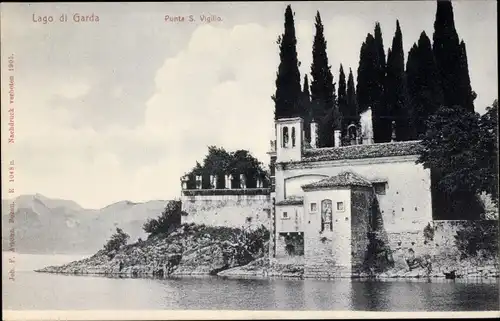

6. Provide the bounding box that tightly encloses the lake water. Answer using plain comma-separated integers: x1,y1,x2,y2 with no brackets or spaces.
2,252,499,311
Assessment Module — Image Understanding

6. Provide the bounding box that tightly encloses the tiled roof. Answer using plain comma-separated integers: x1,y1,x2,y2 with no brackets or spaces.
301,171,372,190
301,140,422,162
276,196,304,206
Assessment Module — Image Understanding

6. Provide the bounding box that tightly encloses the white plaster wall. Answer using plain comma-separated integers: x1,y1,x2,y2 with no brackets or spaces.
303,189,352,268
276,121,303,163
275,204,304,233
181,195,270,230
278,157,432,233
284,174,329,199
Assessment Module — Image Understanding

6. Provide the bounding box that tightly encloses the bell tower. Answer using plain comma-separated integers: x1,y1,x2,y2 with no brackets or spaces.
276,117,303,163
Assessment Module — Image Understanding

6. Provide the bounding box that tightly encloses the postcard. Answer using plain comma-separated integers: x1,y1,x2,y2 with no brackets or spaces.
1,1,499,320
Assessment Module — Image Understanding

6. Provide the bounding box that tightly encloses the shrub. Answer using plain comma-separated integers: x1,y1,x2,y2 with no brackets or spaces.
103,227,130,253
454,222,499,259
423,223,435,244
143,200,185,237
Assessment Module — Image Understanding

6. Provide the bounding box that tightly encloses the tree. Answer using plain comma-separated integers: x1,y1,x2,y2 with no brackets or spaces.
103,227,129,253
432,0,475,112
337,64,348,135
302,75,312,143
346,68,358,128
356,23,386,143
478,100,499,203
406,31,444,139
458,40,476,110
143,200,185,237
272,5,302,120
310,11,338,147
373,22,387,143
417,105,495,219
185,146,270,189
384,20,410,141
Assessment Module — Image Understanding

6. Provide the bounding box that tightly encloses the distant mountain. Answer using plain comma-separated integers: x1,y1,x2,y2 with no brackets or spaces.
1,194,170,254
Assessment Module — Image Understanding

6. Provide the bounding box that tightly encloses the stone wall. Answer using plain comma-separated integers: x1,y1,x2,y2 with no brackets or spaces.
383,220,499,278
275,232,304,259
303,189,352,277
350,188,373,273
181,194,271,230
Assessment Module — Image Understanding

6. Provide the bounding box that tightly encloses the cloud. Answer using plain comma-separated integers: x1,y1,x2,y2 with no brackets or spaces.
2,1,497,208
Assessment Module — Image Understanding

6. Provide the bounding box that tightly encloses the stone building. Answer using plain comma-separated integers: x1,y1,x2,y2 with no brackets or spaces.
180,173,271,230
268,109,434,277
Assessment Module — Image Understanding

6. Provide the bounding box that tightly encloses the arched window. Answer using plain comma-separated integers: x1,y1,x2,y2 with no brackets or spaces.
291,127,296,147
347,124,357,145
282,126,289,148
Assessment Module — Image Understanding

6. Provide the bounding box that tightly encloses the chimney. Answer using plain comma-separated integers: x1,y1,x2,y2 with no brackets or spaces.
310,121,318,148
334,130,341,147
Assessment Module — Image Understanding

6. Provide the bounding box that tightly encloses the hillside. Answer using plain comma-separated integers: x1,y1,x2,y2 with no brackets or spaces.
1,194,170,254
36,223,270,277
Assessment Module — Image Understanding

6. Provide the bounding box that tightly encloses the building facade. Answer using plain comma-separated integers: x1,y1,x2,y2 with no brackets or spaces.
268,112,433,277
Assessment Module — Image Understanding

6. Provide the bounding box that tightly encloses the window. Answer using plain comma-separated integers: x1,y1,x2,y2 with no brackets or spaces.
373,182,387,195
282,211,289,219
336,202,344,212
291,127,296,147
310,202,317,213
282,126,289,148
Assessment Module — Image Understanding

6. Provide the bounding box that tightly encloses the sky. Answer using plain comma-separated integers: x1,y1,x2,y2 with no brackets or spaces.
1,1,497,209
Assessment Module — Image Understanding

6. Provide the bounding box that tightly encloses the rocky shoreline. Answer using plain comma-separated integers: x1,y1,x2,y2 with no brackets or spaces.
34,223,499,281
37,254,499,280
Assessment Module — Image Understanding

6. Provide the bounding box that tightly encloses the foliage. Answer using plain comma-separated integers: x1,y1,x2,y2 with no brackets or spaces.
384,20,410,141
337,64,348,135
272,4,302,120
454,222,499,260
143,200,184,237
301,75,312,143
103,227,130,254
179,223,270,266
346,68,358,128
432,0,475,112
423,223,435,244
418,104,498,219
478,100,499,203
356,24,386,143
185,146,270,189
310,11,338,147
406,31,444,139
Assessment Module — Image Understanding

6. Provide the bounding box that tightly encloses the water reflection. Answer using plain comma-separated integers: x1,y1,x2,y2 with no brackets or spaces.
4,271,499,311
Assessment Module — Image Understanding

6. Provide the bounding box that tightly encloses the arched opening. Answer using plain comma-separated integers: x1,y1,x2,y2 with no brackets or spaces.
291,127,296,147
282,126,289,148
347,124,358,146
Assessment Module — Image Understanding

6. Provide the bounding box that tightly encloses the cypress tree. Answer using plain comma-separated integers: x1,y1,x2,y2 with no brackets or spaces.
406,31,443,139
356,35,376,114
310,11,338,147
356,30,385,142
458,40,476,111
302,75,312,143
384,20,409,141
272,5,302,120
346,68,358,126
338,64,348,135
432,0,474,112
373,22,387,143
